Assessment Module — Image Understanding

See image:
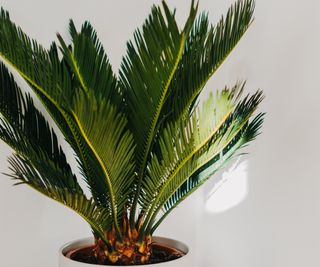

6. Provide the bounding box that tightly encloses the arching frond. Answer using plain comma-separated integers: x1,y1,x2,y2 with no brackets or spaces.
58,20,120,105
0,10,117,213
71,91,136,237
162,0,255,122
0,62,116,242
0,63,81,193
7,154,111,247
141,85,263,232
151,112,264,233
119,0,198,225
141,84,242,211
0,9,77,140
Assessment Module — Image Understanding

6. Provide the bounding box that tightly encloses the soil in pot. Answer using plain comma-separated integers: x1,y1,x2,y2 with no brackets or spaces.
66,242,186,265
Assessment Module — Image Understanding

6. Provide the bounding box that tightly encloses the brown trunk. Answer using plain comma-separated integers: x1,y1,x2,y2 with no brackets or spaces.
94,234,152,265
93,214,152,265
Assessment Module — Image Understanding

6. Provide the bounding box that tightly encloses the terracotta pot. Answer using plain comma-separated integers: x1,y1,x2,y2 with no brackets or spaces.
59,236,191,267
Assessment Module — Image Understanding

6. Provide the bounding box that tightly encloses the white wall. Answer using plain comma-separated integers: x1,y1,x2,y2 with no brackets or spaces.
0,0,320,267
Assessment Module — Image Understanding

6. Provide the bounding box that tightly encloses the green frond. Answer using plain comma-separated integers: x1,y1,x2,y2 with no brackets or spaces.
140,85,241,212
0,10,118,215
0,62,116,238
0,63,81,193
0,8,75,125
151,112,264,233
57,20,120,105
0,8,67,102
71,91,136,238
162,0,255,122
141,86,263,233
119,0,198,225
61,110,114,209
139,85,240,231
6,154,112,248
57,21,140,226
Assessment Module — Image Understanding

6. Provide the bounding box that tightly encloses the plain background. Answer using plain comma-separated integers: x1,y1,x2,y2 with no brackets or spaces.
0,0,320,266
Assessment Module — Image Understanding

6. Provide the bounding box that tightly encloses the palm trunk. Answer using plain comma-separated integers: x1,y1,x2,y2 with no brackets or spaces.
94,214,152,265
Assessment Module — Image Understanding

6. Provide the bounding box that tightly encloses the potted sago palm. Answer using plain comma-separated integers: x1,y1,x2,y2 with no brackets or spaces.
0,0,264,266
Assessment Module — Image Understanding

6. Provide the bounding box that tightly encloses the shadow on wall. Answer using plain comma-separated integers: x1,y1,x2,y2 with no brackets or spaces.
198,137,278,267
205,160,248,214
198,157,255,267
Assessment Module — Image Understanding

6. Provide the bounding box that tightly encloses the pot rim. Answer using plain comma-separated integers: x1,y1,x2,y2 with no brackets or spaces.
59,236,189,266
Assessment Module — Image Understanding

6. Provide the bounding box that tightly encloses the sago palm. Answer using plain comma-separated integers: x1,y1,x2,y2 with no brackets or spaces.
0,0,264,265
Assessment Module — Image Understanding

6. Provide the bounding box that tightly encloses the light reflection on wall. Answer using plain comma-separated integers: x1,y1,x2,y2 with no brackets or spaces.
205,160,248,213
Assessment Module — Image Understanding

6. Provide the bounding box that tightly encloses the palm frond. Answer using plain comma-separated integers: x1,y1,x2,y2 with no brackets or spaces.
6,154,112,248
0,63,81,192
0,9,77,137
151,112,264,233
119,0,198,225
141,85,263,233
0,10,117,215
0,63,116,241
0,9,98,192
57,21,143,228
0,8,69,102
141,84,242,211
60,110,115,210
57,20,120,105
71,91,136,238
161,0,255,122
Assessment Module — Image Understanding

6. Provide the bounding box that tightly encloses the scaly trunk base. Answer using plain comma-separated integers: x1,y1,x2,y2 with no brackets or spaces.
93,214,152,265
94,234,152,265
